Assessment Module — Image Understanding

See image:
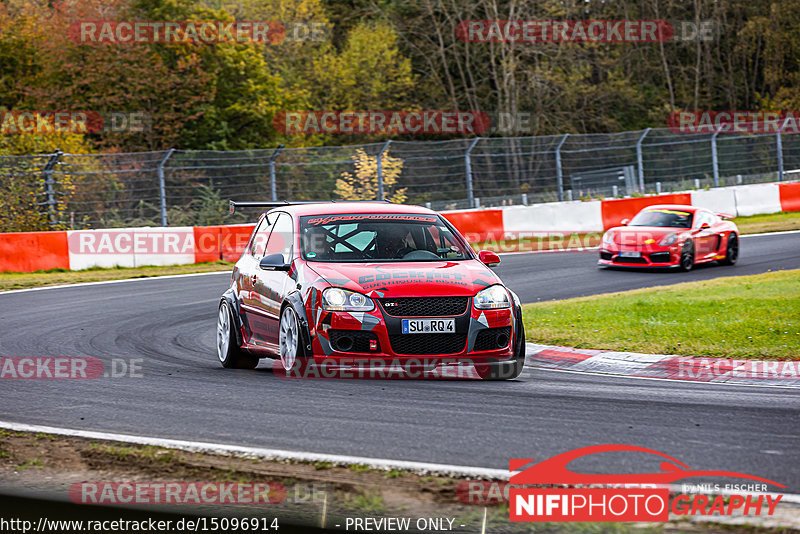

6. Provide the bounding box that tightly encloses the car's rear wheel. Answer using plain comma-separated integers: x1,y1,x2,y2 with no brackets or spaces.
217,301,258,369
279,306,308,374
679,240,695,272
721,233,738,265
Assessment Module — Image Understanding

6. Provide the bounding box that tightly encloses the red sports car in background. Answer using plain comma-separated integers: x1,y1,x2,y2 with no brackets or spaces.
598,204,739,271
216,201,526,380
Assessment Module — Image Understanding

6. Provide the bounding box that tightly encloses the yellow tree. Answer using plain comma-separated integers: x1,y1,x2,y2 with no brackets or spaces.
336,148,406,203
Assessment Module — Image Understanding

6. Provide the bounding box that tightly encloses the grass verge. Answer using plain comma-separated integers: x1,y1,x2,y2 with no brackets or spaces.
0,261,232,291
522,269,800,360
733,210,800,234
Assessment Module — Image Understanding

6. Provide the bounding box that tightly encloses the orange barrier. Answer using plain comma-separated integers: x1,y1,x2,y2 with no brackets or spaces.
0,231,69,273
442,209,504,242
194,224,255,263
779,182,800,212
600,193,692,230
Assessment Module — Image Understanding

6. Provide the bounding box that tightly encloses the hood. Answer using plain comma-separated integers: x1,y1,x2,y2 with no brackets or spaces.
305,260,501,298
607,226,688,246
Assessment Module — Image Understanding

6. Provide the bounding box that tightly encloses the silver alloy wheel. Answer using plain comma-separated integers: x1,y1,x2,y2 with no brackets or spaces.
217,304,230,363
279,307,299,371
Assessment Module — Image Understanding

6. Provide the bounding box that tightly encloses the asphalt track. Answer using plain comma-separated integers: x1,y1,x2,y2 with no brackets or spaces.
0,232,798,489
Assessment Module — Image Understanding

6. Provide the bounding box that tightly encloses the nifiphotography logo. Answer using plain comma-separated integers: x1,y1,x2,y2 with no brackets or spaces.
508,444,785,522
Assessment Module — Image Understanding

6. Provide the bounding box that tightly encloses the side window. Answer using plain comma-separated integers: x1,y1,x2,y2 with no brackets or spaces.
265,213,293,263
250,213,277,256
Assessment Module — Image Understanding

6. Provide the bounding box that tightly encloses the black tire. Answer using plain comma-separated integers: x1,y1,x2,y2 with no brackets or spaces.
216,300,258,369
679,240,695,272
721,233,738,266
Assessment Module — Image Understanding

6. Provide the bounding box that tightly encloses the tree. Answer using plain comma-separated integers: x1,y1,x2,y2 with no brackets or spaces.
336,148,406,202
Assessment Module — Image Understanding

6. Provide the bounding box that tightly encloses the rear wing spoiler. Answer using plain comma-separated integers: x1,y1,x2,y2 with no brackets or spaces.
715,212,735,220
229,200,391,214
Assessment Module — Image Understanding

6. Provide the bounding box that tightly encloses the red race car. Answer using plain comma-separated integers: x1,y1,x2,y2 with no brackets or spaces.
598,204,739,271
216,201,525,380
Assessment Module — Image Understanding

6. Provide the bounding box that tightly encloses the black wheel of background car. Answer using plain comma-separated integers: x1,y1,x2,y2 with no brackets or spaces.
279,305,309,375
679,240,695,272
217,301,258,369
721,233,738,265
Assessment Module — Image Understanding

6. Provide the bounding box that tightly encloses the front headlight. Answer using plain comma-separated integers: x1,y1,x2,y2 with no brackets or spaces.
602,231,615,244
474,284,511,310
321,288,375,311
659,234,679,246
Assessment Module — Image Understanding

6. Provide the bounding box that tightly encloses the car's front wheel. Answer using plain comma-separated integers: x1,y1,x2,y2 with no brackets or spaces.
279,305,308,374
217,301,258,369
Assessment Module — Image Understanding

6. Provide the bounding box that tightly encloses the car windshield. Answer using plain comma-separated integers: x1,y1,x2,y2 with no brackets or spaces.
629,209,693,228
300,213,472,262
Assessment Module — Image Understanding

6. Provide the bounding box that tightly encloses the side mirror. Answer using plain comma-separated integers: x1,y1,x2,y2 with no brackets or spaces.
700,222,711,230
478,250,501,267
620,218,630,226
259,253,290,271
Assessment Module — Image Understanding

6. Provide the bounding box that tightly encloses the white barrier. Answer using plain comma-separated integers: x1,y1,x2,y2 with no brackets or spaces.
502,200,603,235
67,227,196,270
732,184,782,217
690,189,738,216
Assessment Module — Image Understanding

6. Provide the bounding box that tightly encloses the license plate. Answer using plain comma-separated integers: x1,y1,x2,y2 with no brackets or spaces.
619,251,641,258
402,318,455,334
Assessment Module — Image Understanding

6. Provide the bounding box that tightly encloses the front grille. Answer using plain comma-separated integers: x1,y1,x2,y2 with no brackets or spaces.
328,330,380,353
649,252,671,263
388,333,467,355
599,251,613,260
379,297,469,317
613,255,647,264
474,327,511,351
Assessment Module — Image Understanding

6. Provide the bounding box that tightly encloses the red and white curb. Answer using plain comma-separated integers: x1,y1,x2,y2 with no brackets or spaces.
526,343,800,387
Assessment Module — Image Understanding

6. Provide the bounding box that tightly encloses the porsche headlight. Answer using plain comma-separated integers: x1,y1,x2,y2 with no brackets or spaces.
602,231,615,244
321,288,375,311
474,285,511,310
659,234,679,246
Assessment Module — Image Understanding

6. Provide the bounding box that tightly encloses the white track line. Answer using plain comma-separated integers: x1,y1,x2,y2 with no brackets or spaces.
0,270,231,295
0,420,507,479
2,420,798,505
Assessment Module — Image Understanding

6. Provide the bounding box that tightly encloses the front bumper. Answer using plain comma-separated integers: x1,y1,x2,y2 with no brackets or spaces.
308,298,517,363
598,246,679,268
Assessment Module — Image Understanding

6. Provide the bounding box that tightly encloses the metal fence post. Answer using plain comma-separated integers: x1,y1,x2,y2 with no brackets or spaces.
554,134,569,201
377,140,392,201
636,128,650,192
42,149,62,226
465,137,481,208
777,118,789,181
269,144,284,201
157,148,175,227
710,129,720,187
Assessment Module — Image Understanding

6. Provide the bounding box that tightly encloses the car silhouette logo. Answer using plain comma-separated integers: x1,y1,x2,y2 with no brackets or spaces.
509,444,785,487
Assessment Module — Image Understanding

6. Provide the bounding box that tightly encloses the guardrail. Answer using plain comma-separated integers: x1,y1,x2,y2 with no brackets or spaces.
2,181,798,273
